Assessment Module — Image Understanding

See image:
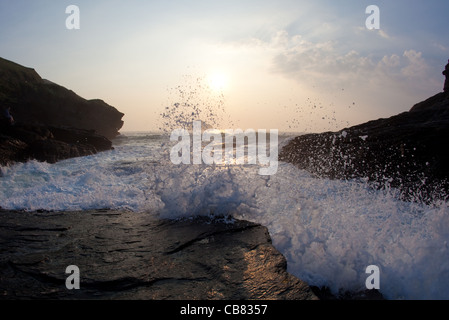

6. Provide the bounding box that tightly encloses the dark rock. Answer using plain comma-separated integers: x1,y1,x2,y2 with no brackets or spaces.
48,126,112,152
0,135,28,165
0,57,122,165
0,57,124,140
0,123,113,165
280,92,449,203
0,210,317,300
27,137,95,164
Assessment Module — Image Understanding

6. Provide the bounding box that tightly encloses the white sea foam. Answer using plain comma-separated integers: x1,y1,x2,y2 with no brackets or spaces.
1,133,448,299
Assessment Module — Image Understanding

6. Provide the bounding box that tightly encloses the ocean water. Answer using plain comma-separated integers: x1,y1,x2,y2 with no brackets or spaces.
1,132,449,300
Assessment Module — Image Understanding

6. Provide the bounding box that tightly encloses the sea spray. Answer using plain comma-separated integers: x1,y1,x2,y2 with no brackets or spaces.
159,74,232,133
170,120,279,175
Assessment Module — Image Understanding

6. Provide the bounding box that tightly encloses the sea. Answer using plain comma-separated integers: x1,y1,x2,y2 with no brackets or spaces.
1,131,449,300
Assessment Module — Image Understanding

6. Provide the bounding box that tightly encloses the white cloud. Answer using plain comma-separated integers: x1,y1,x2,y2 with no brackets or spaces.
259,31,439,95
400,50,430,77
378,29,391,39
380,54,400,68
216,30,443,131
433,42,449,52
356,26,391,40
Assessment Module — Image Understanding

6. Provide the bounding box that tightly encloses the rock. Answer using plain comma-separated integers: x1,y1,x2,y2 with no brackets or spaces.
0,123,113,165
0,57,122,165
27,136,96,164
0,210,317,300
48,126,112,152
0,57,124,140
280,91,449,203
0,135,28,165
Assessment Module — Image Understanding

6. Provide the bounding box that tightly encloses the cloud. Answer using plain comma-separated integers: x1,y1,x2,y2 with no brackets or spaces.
400,50,429,76
216,29,443,131
261,31,439,95
355,26,391,40
378,29,390,39
432,42,449,53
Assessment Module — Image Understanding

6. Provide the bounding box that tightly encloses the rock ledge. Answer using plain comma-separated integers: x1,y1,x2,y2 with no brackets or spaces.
0,210,317,300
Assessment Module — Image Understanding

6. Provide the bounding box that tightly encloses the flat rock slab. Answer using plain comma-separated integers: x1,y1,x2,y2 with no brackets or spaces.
0,210,317,300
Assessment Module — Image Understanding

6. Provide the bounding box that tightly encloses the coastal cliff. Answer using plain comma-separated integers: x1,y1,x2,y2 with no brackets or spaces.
0,57,124,165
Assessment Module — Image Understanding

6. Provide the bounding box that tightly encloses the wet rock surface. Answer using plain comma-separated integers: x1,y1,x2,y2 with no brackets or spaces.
0,210,317,300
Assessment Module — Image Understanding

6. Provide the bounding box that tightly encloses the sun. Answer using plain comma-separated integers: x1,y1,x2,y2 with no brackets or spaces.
207,72,229,91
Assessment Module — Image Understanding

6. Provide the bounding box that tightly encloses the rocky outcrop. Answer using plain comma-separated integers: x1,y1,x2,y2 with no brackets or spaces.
0,57,124,165
0,57,124,140
0,123,113,166
280,92,449,203
0,210,317,300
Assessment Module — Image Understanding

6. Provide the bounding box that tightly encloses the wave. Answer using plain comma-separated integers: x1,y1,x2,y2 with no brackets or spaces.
1,133,448,299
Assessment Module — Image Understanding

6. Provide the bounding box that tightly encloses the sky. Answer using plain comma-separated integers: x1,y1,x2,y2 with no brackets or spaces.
1,0,449,133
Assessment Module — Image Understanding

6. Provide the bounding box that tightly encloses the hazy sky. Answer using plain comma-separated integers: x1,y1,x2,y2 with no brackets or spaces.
1,0,449,133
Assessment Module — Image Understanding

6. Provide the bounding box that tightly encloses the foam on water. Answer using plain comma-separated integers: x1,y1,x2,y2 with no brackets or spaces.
1,133,449,299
